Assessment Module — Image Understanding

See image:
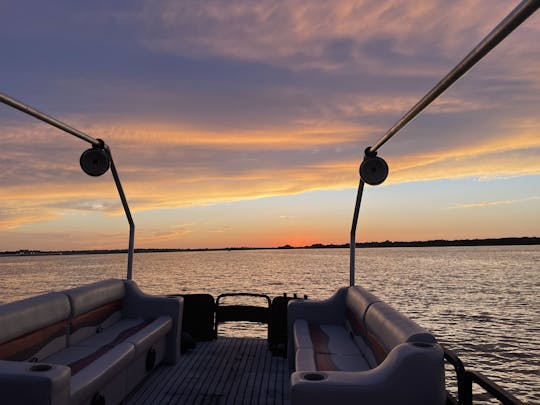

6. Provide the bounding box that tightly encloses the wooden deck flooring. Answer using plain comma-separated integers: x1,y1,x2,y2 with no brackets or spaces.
126,337,291,405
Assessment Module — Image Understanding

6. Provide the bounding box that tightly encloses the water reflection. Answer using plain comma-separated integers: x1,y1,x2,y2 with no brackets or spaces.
0,246,538,403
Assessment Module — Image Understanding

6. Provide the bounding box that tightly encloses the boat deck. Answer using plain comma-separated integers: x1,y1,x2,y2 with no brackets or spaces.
126,337,291,405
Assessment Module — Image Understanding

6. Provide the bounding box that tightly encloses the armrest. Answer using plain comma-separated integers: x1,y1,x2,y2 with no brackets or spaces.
287,287,348,372
122,280,184,364
0,361,70,405
288,287,348,325
290,342,446,405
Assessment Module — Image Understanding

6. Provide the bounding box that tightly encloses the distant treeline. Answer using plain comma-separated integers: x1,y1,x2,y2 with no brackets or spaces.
2,237,538,257
294,236,540,249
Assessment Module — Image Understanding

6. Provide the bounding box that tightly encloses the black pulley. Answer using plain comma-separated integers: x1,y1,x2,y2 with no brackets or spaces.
359,153,388,186
80,147,110,176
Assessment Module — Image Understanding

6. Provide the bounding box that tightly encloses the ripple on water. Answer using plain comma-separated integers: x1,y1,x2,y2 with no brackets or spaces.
0,246,538,403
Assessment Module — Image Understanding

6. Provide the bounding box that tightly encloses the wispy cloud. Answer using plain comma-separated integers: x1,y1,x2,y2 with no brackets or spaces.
449,196,540,210
47,199,121,212
138,0,539,77
143,225,192,240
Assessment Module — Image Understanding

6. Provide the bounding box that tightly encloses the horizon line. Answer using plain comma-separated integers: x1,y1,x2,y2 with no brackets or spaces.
2,236,539,256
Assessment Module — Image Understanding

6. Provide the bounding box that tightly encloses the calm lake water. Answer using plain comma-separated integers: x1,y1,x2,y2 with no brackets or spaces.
0,246,538,403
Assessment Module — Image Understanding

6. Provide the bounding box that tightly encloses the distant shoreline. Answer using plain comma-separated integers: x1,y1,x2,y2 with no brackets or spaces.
1,237,538,257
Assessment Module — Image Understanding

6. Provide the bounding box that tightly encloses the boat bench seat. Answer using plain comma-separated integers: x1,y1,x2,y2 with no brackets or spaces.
0,279,183,405
288,286,446,405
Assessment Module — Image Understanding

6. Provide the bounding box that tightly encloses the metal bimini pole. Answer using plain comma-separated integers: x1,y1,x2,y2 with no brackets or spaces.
349,0,539,286
0,92,136,280
0,93,101,147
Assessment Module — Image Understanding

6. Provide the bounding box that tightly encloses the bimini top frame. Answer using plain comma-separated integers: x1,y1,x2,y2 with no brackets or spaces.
0,92,135,280
350,0,539,286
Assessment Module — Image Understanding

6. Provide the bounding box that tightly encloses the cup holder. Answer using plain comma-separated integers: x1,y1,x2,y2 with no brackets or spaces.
302,372,327,381
29,364,52,372
412,342,434,348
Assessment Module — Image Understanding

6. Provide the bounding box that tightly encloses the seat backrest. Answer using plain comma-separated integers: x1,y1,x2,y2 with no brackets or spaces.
344,286,382,367
0,292,70,361
344,285,381,336
364,301,436,365
63,279,125,344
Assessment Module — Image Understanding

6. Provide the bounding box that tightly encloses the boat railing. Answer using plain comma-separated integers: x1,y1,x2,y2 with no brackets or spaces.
214,293,272,338
442,345,524,405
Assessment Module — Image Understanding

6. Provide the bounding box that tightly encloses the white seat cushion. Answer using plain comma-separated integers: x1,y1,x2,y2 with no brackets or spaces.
293,320,313,350
316,324,361,355
123,316,171,357
295,348,317,371
74,318,147,348
69,342,134,404
295,321,363,355
314,353,371,371
293,322,373,372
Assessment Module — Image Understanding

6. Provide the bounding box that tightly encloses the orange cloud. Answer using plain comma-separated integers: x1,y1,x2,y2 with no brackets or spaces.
98,122,370,150
390,123,540,183
2,116,539,234
0,207,59,230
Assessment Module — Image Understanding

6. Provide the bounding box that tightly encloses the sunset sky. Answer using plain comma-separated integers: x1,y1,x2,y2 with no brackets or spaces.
0,1,539,250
